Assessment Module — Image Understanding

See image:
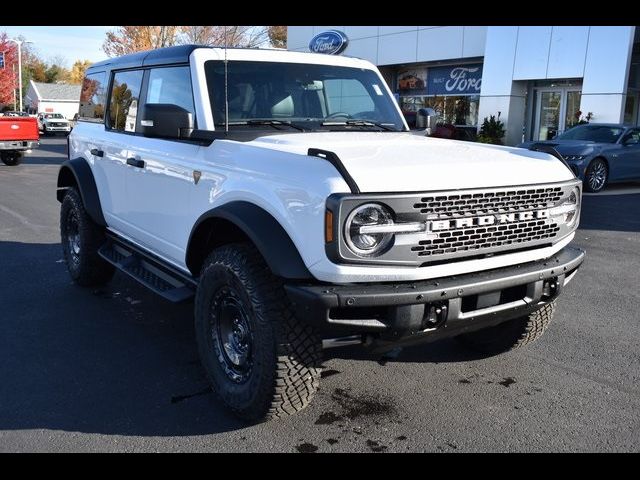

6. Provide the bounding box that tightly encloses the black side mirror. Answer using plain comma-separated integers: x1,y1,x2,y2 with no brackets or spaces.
139,103,193,139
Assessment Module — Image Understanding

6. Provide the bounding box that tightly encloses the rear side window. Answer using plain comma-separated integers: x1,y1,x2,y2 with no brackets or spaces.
146,66,196,122
108,70,144,133
79,72,107,123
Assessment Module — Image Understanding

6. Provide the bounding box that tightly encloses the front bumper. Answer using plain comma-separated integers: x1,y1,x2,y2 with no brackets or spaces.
286,246,584,346
0,140,39,151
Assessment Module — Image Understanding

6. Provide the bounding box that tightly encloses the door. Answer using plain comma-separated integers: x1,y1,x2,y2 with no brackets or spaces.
99,68,145,234
615,128,640,180
533,88,582,141
123,66,200,267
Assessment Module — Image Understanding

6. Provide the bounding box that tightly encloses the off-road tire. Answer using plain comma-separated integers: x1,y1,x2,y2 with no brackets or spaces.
456,301,556,356
1,152,23,166
60,188,115,286
194,243,321,422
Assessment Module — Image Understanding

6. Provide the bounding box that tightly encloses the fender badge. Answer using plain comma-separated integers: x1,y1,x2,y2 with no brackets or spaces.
193,170,202,185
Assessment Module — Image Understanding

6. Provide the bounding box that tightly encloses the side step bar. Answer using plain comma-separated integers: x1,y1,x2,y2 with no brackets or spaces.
98,235,197,303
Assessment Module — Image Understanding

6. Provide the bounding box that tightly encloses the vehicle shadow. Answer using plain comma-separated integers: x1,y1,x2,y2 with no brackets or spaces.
579,190,640,233
0,241,247,437
324,337,487,365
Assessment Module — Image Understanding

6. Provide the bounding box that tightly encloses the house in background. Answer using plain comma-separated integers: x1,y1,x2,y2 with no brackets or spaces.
24,81,82,120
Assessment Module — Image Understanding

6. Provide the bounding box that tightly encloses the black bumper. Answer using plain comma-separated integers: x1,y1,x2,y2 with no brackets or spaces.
285,247,585,345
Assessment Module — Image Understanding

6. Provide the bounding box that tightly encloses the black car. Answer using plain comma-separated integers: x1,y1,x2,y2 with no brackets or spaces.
519,123,640,193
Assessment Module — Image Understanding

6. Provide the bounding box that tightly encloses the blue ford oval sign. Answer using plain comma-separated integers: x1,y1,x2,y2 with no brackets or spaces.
309,30,349,55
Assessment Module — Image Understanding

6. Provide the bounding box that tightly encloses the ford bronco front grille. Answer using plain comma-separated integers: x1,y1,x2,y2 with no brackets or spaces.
328,180,581,267
410,186,564,259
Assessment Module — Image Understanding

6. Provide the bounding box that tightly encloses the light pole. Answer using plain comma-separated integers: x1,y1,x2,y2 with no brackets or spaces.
7,39,33,112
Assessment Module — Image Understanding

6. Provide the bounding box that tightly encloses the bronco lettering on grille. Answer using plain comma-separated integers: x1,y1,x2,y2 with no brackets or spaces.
430,209,550,232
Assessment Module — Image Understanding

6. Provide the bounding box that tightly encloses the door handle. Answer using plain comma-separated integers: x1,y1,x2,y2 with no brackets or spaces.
90,148,104,157
126,157,145,168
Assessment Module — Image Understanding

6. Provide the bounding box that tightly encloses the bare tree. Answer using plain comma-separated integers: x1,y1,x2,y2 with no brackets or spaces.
103,26,179,57
177,26,269,48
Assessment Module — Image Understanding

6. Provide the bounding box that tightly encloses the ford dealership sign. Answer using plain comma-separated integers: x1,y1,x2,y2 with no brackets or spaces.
309,30,349,55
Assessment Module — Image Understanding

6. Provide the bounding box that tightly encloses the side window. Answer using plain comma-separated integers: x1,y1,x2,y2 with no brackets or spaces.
146,66,196,122
625,129,640,145
108,70,144,133
324,78,375,116
79,71,107,123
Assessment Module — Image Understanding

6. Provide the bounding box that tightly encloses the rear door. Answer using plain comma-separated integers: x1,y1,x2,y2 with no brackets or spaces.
121,65,200,267
98,68,145,234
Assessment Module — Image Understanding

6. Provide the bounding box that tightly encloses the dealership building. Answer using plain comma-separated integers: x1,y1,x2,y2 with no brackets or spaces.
287,26,639,145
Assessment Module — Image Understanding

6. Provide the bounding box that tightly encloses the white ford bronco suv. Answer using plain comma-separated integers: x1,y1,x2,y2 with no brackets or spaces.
57,45,585,421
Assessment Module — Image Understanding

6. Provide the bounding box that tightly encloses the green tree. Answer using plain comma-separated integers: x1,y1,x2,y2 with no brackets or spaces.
477,114,506,145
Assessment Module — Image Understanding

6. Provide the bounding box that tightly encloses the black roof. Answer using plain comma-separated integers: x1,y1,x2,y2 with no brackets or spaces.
88,45,202,71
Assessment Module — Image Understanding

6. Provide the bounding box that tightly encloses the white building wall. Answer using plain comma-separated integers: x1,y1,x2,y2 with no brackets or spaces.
38,101,79,120
287,26,488,65
478,26,635,144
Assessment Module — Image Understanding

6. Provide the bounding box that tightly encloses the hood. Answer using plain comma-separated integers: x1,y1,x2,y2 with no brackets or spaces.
519,139,600,156
248,132,574,192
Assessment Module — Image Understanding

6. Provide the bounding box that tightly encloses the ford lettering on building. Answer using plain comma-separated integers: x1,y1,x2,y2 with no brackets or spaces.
56,45,585,422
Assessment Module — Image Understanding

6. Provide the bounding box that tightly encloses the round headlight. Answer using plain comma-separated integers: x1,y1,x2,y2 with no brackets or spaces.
344,203,394,256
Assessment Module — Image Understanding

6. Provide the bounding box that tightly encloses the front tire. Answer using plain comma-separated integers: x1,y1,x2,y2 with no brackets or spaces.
584,158,608,193
1,152,23,166
60,188,115,286
194,243,321,422
456,302,556,356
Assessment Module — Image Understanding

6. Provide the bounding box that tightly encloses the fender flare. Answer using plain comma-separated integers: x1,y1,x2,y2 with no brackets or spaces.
56,157,106,226
187,201,312,280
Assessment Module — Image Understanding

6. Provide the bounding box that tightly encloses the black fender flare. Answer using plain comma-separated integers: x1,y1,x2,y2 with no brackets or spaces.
186,201,312,280
56,157,106,226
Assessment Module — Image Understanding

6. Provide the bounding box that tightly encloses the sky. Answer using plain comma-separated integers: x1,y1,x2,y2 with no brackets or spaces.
0,26,113,66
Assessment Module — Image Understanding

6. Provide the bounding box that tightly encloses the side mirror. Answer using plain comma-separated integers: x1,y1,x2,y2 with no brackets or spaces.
139,103,193,139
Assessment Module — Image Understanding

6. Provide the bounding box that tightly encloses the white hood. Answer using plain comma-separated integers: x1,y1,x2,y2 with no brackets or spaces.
248,132,574,192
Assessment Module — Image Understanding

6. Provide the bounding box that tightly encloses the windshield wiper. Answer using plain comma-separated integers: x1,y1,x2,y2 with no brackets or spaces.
217,120,306,132
320,119,398,132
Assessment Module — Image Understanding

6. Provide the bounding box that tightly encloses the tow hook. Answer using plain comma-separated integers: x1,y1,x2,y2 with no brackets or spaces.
423,302,448,329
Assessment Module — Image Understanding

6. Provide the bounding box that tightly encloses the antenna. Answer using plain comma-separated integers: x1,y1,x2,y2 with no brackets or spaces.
224,26,229,133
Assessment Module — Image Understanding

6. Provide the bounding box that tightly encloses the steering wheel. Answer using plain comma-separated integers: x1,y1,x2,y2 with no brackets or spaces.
326,112,351,119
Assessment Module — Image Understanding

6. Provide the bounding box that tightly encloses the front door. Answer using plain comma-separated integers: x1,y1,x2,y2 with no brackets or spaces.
534,88,582,141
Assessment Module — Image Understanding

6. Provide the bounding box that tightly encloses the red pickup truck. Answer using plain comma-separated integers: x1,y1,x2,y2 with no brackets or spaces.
0,116,39,166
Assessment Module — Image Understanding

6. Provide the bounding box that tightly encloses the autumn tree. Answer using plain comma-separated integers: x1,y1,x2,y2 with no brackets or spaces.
0,32,19,107
103,26,179,57
70,60,92,84
267,26,287,48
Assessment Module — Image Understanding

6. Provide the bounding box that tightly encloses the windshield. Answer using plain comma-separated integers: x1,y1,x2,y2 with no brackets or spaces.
556,124,624,143
45,114,64,119
205,60,406,131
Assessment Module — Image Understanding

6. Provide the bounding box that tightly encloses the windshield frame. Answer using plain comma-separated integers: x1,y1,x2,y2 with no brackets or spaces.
555,124,626,143
204,59,408,133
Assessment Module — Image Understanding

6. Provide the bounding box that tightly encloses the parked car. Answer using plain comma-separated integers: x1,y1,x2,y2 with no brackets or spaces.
518,123,640,193
0,115,39,166
2,111,30,117
37,112,72,136
56,45,584,421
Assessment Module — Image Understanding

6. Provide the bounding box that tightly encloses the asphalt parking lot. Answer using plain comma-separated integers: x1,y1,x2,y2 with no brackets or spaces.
0,137,639,452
